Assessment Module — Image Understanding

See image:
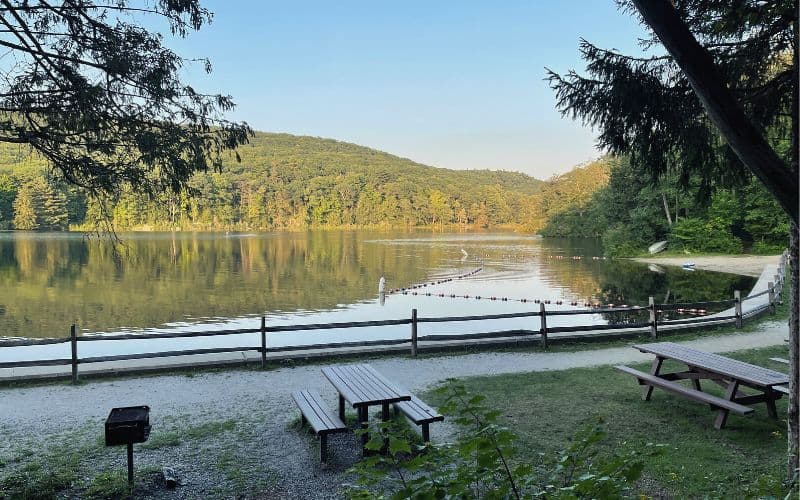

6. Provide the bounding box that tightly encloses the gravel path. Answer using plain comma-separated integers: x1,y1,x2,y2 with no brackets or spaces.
0,320,788,499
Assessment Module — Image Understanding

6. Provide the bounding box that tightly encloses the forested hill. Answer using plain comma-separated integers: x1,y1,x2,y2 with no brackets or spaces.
0,132,547,231
231,133,543,195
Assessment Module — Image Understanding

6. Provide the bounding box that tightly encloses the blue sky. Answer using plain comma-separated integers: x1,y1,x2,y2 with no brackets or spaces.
166,1,649,179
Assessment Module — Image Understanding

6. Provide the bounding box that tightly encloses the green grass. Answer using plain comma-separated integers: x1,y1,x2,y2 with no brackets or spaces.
141,418,237,450
423,344,795,498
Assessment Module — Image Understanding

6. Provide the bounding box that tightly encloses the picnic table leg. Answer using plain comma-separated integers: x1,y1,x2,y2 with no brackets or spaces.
688,368,702,391
358,406,369,453
714,380,740,429
382,403,390,421
642,357,664,401
765,389,778,419
380,403,392,454
338,394,345,421
320,433,328,463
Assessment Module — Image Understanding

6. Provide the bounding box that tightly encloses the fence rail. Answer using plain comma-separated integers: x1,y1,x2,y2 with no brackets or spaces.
0,250,787,383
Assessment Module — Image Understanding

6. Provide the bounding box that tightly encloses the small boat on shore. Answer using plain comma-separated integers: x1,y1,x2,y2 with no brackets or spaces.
682,262,696,270
648,241,668,254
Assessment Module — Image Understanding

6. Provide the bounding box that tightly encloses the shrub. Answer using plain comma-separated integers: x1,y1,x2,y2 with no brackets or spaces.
669,217,742,253
347,381,661,499
601,225,644,257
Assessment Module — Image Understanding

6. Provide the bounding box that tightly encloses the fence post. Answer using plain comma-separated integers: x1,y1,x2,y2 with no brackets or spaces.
260,316,267,368
648,296,657,339
734,290,742,328
410,309,418,356
70,324,78,384
539,302,548,349
767,282,775,314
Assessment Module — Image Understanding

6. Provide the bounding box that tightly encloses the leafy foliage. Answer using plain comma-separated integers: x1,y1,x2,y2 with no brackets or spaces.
0,1,251,199
0,133,546,230
541,157,788,256
347,381,661,499
547,1,795,200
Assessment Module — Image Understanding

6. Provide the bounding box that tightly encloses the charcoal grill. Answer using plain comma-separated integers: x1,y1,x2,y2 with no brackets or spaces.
105,405,151,487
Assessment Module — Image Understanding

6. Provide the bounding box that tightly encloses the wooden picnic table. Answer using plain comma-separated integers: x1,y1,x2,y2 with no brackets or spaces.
322,363,411,450
628,342,789,429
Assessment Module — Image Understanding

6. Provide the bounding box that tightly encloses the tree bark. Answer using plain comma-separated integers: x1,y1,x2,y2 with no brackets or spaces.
662,193,673,226
789,225,799,480
631,0,798,224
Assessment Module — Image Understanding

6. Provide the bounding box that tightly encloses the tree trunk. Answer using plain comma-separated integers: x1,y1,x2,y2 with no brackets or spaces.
631,0,799,480
662,193,673,226
789,224,799,479
631,0,798,223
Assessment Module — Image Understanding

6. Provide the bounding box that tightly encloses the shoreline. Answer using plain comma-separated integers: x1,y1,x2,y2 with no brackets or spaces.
631,254,779,277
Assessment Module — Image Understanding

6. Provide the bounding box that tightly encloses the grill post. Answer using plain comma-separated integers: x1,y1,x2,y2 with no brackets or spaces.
260,316,267,368
410,309,418,356
127,442,134,488
70,324,78,384
539,302,548,349
649,296,657,339
734,290,742,328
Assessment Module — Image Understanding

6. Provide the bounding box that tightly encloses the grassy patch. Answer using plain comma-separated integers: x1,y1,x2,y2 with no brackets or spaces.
83,470,130,499
141,418,237,450
424,344,794,498
0,447,81,499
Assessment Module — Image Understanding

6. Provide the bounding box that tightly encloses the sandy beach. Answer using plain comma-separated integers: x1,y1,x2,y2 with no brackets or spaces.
632,254,780,277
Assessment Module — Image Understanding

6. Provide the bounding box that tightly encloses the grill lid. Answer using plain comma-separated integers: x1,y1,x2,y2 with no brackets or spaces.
107,405,149,424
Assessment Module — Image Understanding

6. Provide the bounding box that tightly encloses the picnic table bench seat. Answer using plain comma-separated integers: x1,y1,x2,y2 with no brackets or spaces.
393,395,444,442
615,365,754,423
773,385,790,395
292,390,348,463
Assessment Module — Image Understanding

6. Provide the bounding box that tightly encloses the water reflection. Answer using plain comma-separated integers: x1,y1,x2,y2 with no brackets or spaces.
0,231,755,339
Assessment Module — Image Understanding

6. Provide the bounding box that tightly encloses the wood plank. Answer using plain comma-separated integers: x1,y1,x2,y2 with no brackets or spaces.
615,365,754,415
395,395,444,424
362,365,411,398
323,364,411,407
322,366,370,405
769,357,790,365
633,342,788,387
339,365,384,403
348,365,395,401
291,390,347,434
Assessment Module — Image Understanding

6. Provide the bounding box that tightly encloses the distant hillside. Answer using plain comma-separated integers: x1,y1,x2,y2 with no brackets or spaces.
229,132,543,195
0,132,546,230
520,158,613,233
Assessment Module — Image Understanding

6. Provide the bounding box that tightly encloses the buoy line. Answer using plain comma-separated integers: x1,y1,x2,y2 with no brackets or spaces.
388,286,709,315
386,266,484,296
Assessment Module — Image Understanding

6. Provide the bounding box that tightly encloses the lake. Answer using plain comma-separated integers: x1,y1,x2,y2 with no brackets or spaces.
0,231,755,360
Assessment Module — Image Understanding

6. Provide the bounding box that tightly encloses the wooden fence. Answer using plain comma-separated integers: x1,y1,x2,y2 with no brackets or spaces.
0,251,787,383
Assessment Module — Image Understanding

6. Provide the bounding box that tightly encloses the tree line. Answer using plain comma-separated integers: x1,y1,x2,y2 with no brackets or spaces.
0,132,554,231
539,157,789,255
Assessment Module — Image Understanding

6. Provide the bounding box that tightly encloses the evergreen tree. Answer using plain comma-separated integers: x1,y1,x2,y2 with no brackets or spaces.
549,0,798,475
41,183,69,231
0,2,251,200
12,184,38,230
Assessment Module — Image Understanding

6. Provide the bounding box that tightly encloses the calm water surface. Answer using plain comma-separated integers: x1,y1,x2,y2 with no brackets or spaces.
0,231,754,360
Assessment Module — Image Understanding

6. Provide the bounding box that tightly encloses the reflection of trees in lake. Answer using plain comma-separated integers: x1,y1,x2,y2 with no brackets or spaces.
534,246,755,325
0,232,439,338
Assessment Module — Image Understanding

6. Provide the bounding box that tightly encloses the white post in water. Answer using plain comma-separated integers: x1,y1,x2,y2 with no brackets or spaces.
378,276,386,306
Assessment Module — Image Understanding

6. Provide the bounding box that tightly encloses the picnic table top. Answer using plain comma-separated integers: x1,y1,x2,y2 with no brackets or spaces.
633,342,789,388
322,363,411,407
